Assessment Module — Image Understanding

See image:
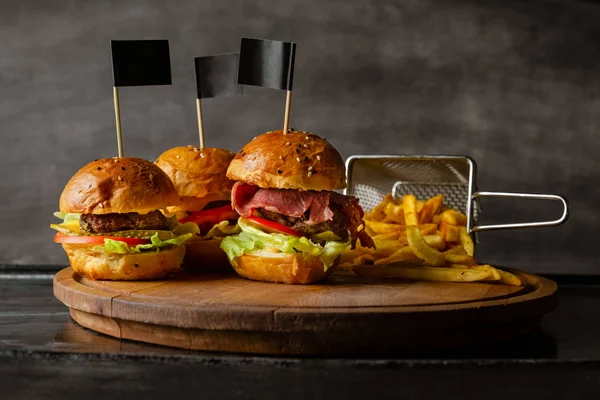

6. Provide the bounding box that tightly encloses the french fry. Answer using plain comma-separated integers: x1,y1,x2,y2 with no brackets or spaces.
402,195,419,226
366,220,403,234
339,247,369,265
441,210,468,226
354,265,494,283
406,226,446,266
440,222,460,242
472,265,501,281
382,202,405,224
419,194,443,224
444,246,468,256
444,253,477,266
371,240,408,258
458,227,474,256
374,246,418,265
373,232,401,241
342,192,523,287
353,253,377,265
496,268,523,286
419,224,438,236
366,194,394,222
423,234,446,250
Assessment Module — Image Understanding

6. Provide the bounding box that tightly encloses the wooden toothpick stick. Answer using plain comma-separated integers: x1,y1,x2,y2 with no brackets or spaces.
283,90,292,134
196,98,205,149
113,87,123,157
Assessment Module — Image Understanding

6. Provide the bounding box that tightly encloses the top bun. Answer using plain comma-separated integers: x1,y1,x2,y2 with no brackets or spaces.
155,146,235,198
227,130,346,191
59,158,180,214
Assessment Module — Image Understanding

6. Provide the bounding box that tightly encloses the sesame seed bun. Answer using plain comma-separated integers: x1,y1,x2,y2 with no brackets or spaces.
155,146,236,199
59,158,180,215
63,243,185,280
226,130,346,191
230,251,340,284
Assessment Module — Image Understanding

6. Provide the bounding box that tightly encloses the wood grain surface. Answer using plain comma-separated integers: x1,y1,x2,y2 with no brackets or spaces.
54,268,557,355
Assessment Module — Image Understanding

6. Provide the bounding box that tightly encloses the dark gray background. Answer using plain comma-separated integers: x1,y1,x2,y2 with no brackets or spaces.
1,0,597,274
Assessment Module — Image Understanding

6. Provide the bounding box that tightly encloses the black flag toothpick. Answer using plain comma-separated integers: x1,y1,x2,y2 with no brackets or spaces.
194,53,242,148
110,40,172,157
238,37,296,134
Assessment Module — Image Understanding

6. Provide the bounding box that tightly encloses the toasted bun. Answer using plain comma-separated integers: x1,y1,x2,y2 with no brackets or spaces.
60,158,180,214
182,237,232,272
230,251,339,284
62,244,185,280
227,130,346,191
156,147,235,198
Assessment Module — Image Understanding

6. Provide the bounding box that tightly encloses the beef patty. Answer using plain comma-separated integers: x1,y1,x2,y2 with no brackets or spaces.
80,210,168,234
257,204,349,240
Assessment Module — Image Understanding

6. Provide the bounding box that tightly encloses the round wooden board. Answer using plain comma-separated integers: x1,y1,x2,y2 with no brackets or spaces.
53,268,557,356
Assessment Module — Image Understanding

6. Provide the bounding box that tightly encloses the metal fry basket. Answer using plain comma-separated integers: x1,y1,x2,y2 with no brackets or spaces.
344,155,569,242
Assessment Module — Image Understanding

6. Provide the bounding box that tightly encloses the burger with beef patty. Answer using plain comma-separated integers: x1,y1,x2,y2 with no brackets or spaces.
155,146,240,270
51,158,193,280
221,130,374,284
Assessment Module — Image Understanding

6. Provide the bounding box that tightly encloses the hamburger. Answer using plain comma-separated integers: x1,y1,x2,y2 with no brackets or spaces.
50,158,193,280
221,130,374,284
155,146,239,271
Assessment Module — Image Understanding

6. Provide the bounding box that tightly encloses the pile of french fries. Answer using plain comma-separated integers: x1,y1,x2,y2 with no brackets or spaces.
341,194,523,286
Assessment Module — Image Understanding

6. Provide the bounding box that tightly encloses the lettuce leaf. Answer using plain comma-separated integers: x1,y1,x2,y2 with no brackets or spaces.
51,212,83,234
95,233,192,254
220,218,348,270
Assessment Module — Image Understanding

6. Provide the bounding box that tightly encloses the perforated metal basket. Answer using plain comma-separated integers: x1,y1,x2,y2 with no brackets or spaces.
344,155,569,242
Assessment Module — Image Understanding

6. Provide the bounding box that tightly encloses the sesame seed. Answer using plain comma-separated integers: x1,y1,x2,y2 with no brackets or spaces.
308,166,313,171
302,144,308,148
305,136,310,140
187,145,193,148
118,176,122,181
98,203,104,208
296,157,301,162
308,171,313,177
176,155,180,159
286,142,291,146
279,155,283,160
317,155,321,161
193,148,199,152
200,153,206,158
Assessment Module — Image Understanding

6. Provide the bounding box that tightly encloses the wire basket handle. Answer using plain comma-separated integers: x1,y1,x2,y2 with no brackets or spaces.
471,191,569,232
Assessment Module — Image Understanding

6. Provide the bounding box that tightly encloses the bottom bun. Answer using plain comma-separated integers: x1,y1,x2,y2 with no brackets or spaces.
183,237,232,272
231,251,339,284
62,244,185,280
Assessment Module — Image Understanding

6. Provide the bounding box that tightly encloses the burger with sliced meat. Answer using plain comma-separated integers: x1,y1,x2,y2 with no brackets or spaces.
221,130,374,284
50,158,193,280
155,146,240,271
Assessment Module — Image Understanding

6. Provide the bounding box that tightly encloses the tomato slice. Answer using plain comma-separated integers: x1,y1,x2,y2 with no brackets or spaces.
180,204,239,225
54,232,150,246
246,216,303,237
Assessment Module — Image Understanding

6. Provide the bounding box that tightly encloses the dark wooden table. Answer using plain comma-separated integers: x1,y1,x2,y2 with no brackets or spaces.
2,265,600,400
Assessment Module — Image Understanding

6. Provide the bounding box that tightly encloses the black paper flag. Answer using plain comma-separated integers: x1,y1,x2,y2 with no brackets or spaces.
194,53,243,99
111,40,172,87
238,38,296,91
